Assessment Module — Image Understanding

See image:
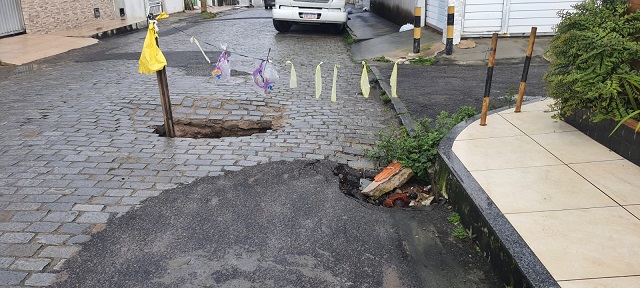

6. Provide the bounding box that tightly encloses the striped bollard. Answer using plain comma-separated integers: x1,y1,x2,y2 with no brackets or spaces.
445,6,454,55
480,33,498,126
413,7,421,54
515,27,537,113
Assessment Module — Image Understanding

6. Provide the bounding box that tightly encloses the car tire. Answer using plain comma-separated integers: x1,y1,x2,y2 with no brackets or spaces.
273,20,292,32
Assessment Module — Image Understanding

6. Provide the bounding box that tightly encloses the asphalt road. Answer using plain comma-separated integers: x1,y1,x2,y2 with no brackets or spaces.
54,160,499,287
375,62,549,121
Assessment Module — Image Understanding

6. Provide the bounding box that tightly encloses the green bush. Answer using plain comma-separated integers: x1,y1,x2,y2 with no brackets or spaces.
544,0,640,123
365,106,477,181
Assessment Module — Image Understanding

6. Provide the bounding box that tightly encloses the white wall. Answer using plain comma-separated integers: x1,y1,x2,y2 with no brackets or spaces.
164,0,185,13
120,0,147,20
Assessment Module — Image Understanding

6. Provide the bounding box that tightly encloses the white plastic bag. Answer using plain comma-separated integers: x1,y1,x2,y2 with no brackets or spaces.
399,23,414,32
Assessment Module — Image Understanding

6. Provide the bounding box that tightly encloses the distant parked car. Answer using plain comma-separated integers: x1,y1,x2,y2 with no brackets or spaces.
271,0,347,33
264,0,275,9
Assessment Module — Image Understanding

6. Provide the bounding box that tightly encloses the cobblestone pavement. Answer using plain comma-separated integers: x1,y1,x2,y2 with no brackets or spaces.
0,8,397,286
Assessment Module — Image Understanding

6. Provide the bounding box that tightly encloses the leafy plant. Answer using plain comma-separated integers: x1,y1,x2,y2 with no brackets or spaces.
447,212,461,225
409,57,436,66
343,32,356,45
201,11,217,19
544,0,640,123
372,56,392,63
504,87,518,108
380,93,391,104
365,106,477,181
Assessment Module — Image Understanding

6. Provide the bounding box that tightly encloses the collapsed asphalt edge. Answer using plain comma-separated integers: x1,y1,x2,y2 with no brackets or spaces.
369,66,416,132
435,104,559,288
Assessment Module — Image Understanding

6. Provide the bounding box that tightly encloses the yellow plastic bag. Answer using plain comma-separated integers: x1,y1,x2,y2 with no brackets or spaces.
138,22,167,75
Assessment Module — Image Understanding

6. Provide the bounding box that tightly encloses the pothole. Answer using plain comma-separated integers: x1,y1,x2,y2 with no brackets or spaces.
333,164,438,208
153,119,274,138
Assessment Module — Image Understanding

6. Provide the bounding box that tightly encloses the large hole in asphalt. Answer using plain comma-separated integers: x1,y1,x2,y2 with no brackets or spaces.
153,119,274,138
333,164,438,209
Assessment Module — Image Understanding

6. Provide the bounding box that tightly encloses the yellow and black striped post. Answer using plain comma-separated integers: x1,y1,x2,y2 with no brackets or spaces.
413,7,421,54
480,33,498,126
445,6,454,55
515,27,537,113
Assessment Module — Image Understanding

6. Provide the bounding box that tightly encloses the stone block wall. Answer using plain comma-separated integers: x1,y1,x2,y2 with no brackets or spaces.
21,0,117,34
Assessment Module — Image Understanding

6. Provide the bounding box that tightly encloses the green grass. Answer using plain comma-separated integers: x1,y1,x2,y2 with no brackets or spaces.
381,93,391,104
343,32,355,45
409,57,436,66
201,11,217,19
372,56,392,63
447,212,461,225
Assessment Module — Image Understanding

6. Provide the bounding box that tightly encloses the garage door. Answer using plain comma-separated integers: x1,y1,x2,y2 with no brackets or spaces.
463,0,504,35
507,0,580,34
426,0,447,32
0,0,26,37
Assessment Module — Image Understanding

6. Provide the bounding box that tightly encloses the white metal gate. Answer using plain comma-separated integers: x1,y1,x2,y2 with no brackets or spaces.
0,0,26,37
426,0,447,32
462,0,504,35
462,0,580,36
506,0,580,34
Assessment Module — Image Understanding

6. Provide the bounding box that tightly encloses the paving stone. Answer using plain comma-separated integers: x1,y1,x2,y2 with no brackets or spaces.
0,223,29,232
35,234,71,245
9,258,51,271
0,271,27,285
0,258,15,269
75,212,110,224
38,246,80,258
0,233,35,244
24,272,57,286
40,203,73,212
42,211,78,223
58,223,90,235
11,211,47,222
5,203,41,211
66,235,91,245
24,222,60,233
71,204,104,212
1,244,41,257
104,189,132,197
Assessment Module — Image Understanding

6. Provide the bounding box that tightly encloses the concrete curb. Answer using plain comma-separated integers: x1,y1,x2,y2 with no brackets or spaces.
369,66,415,132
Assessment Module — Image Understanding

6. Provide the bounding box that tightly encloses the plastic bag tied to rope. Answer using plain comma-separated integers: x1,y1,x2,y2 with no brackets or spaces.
390,61,399,98
138,21,167,75
315,62,323,99
253,60,279,94
360,61,370,98
286,60,297,88
331,65,340,102
212,47,230,82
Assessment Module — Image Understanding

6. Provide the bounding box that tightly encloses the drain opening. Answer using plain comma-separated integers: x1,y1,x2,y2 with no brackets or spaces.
153,119,273,139
333,164,437,208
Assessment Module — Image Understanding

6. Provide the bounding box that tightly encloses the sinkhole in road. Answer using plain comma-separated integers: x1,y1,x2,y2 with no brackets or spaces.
153,119,274,139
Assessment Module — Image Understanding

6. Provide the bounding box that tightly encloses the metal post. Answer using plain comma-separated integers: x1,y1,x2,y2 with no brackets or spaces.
480,33,498,126
154,37,175,138
413,7,421,54
445,6,454,55
515,27,537,113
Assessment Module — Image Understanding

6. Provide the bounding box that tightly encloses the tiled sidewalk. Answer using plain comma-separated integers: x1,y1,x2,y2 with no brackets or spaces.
452,99,640,287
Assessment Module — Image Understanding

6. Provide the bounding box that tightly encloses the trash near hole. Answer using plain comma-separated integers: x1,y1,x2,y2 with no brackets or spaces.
153,119,274,138
333,162,438,208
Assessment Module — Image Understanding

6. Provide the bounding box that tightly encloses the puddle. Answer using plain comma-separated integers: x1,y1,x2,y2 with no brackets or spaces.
153,119,273,138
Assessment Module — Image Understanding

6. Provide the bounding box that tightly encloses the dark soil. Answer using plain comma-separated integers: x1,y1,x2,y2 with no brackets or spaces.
154,119,273,138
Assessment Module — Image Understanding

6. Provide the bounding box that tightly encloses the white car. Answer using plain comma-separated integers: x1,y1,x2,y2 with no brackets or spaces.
272,0,348,33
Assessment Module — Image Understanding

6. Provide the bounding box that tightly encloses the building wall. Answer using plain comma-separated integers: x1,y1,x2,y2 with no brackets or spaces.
21,0,117,34
370,0,419,26
164,0,185,13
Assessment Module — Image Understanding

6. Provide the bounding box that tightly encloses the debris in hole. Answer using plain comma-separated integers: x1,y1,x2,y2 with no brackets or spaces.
334,162,436,208
154,119,273,139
